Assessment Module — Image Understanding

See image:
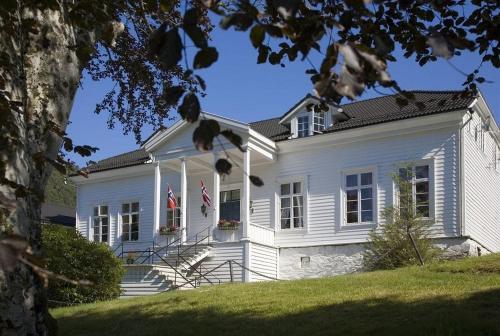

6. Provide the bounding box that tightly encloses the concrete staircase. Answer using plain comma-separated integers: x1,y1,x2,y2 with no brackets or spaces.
120,244,211,298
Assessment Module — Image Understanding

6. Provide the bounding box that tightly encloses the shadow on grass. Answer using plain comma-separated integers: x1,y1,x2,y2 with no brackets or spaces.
57,288,500,336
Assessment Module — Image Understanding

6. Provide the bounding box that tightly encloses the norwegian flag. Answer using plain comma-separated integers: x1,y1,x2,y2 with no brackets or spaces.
167,184,177,209
200,179,212,207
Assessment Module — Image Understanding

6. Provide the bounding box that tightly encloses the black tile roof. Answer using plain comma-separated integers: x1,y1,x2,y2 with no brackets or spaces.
82,148,149,174
325,90,475,133
249,118,291,141
81,90,474,174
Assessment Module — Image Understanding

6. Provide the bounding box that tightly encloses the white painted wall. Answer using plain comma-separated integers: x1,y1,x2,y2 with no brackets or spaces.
249,243,278,281
200,242,244,284
463,111,500,252
250,123,460,248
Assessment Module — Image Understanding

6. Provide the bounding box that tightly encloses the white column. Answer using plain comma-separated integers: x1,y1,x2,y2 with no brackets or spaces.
180,157,187,243
242,148,251,282
153,161,161,245
213,152,220,232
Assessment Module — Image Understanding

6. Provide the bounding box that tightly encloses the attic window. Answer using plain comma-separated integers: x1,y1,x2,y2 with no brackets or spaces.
297,116,309,138
313,111,325,133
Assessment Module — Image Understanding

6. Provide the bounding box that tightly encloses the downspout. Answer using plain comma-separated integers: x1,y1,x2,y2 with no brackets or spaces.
459,98,478,237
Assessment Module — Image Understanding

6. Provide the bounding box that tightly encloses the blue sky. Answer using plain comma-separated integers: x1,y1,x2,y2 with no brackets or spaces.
67,26,499,167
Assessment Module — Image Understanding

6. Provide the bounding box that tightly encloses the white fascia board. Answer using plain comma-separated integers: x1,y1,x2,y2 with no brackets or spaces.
142,118,186,151
248,129,276,150
278,110,464,154
474,92,500,146
70,163,153,185
279,96,320,124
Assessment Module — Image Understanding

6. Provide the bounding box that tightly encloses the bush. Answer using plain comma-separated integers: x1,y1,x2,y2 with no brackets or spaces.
364,169,439,270
42,224,124,306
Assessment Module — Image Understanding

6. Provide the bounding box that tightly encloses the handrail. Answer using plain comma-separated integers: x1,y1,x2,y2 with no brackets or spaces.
149,250,199,289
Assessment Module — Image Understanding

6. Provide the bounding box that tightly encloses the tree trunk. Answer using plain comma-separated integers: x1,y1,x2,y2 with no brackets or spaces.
0,3,84,335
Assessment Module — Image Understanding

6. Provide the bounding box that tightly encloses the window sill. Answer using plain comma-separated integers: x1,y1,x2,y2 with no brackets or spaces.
340,223,377,230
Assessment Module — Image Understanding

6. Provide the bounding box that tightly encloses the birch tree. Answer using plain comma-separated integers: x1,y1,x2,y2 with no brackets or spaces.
0,1,497,334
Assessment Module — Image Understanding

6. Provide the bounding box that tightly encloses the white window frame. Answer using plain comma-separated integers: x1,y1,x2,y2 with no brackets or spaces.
121,201,140,241
276,176,308,231
341,167,377,227
394,160,434,219
166,194,182,228
92,205,109,244
313,110,325,133
297,115,310,138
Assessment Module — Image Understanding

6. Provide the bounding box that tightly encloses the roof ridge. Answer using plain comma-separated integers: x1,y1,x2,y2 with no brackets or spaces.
340,89,467,108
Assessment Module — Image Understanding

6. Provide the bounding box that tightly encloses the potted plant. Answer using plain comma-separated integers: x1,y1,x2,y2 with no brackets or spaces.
159,225,177,235
218,219,240,230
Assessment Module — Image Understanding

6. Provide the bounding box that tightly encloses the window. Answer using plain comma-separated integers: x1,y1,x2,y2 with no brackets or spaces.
313,111,325,133
92,205,109,243
297,116,309,138
220,189,240,221
167,196,181,227
344,172,374,224
122,202,139,241
280,182,304,229
398,165,431,218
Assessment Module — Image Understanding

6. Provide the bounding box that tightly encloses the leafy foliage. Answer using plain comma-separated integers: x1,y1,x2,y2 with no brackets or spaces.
42,225,124,306
364,171,439,270
44,169,76,208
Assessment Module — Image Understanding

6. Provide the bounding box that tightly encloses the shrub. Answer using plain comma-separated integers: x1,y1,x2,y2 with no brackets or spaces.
42,224,124,306
364,169,439,270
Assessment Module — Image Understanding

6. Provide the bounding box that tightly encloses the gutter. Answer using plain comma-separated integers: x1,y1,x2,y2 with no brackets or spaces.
458,98,478,236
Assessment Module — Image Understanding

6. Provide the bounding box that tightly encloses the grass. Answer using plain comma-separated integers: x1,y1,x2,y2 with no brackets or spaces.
52,254,500,336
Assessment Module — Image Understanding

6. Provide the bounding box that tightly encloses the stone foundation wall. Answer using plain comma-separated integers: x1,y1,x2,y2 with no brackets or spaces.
278,237,488,280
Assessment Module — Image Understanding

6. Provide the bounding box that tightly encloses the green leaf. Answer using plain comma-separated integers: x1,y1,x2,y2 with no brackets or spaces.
179,93,201,123
193,47,219,69
215,158,232,176
163,86,185,106
183,8,208,49
250,25,265,48
249,175,264,187
257,45,270,64
220,129,244,151
157,28,183,68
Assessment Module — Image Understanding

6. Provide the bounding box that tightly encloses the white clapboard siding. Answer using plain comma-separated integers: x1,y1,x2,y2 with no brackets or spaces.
249,224,275,246
463,112,500,252
249,243,278,281
76,174,155,249
253,125,460,248
199,242,244,284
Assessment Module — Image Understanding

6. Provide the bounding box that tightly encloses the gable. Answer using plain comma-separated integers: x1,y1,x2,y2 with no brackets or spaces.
143,114,251,156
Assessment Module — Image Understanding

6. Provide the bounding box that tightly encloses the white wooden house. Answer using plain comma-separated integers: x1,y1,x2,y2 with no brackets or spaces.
72,90,500,295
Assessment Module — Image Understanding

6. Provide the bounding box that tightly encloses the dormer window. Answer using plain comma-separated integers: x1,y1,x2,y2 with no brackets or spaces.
297,116,309,138
313,111,325,133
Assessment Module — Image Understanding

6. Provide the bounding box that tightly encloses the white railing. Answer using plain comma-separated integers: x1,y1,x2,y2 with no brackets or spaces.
249,223,275,246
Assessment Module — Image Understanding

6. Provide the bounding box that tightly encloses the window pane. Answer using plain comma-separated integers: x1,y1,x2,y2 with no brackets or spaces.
361,173,372,186
416,193,429,205
347,212,358,223
131,214,139,224
280,184,290,196
281,197,290,208
100,206,108,215
281,218,291,229
361,211,373,222
131,231,139,241
347,201,357,212
361,188,372,199
361,199,372,211
122,224,129,234
399,168,411,181
281,208,290,220
122,203,130,213
346,189,358,201
293,217,303,228
293,206,303,217
416,181,429,193
293,182,301,194
131,223,139,232
346,175,358,187
132,202,139,212
122,215,129,224
416,206,429,217
94,234,99,241
293,195,303,207
102,225,108,234
101,217,108,226
93,207,98,216
93,218,99,227
102,234,108,243
231,190,240,200
415,165,429,179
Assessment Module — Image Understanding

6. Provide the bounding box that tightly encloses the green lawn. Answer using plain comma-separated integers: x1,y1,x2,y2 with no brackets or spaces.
53,254,500,336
